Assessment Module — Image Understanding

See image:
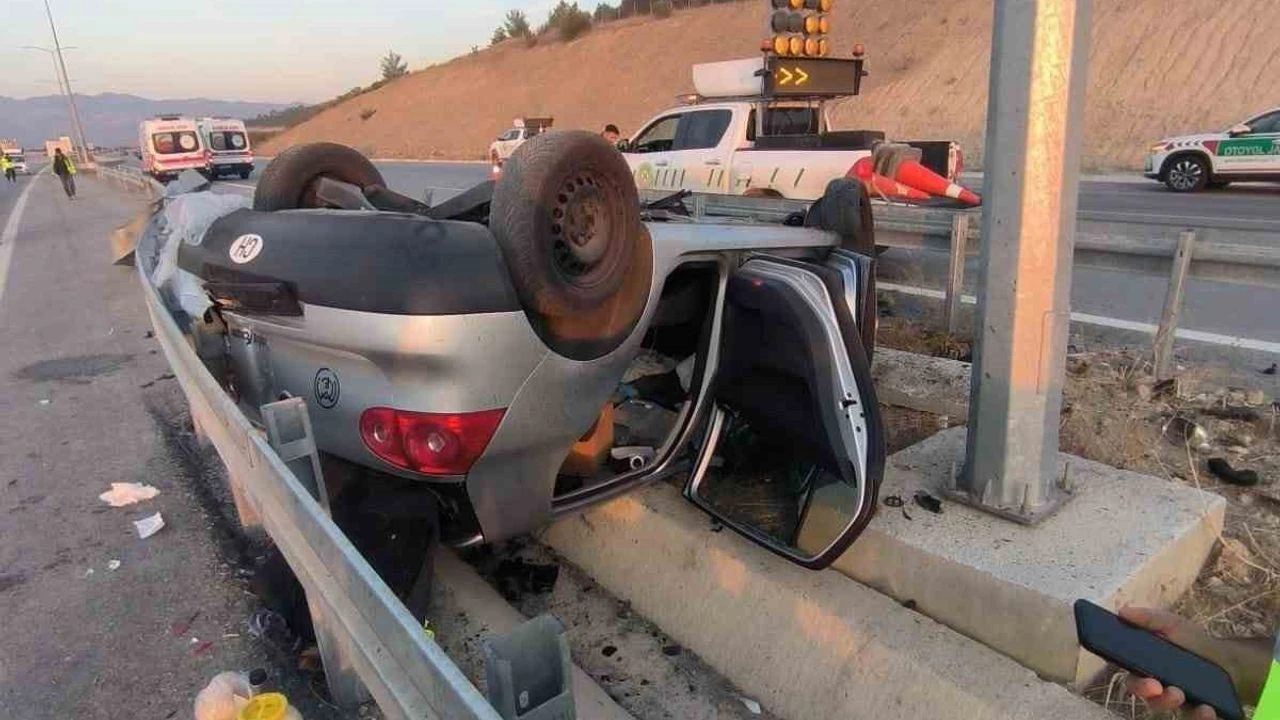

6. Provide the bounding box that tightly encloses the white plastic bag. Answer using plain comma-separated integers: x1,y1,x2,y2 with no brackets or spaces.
193,671,253,720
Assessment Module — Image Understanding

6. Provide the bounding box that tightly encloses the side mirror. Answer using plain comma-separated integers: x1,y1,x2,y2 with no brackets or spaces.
1229,123,1252,137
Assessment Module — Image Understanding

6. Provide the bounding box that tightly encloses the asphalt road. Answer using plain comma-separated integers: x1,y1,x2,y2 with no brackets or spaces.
0,170,355,719
216,158,1280,229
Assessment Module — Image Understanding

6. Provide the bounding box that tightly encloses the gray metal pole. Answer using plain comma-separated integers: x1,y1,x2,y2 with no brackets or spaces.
954,0,1093,524
44,0,90,165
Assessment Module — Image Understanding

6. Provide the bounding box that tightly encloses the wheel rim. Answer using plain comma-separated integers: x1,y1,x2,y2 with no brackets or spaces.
1169,159,1203,190
550,173,617,286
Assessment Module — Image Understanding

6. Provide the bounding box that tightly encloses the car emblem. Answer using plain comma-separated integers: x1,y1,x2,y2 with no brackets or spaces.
313,368,341,409
229,234,264,264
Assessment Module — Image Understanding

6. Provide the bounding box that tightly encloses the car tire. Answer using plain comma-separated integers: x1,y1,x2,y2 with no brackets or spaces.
240,168,252,180
253,142,385,211
805,178,876,256
490,130,641,316
1164,154,1209,193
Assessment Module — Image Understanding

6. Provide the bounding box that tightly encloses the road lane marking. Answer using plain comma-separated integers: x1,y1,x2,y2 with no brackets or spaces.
877,281,1280,355
0,169,45,307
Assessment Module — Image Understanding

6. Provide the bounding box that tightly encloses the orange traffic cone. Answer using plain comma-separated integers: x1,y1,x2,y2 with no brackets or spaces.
848,158,932,202
893,160,981,205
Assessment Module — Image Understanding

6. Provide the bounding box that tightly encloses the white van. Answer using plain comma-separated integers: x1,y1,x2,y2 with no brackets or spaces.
197,117,254,180
139,116,207,182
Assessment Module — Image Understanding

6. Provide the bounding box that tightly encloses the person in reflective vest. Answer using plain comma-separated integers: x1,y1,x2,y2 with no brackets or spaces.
52,148,77,199
1123,606,1276,719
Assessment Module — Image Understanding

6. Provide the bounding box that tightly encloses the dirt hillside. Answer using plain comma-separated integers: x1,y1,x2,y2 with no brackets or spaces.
263,0,1280,170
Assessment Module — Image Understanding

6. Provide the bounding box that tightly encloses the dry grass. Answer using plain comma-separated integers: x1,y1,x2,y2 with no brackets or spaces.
262,0,1280,170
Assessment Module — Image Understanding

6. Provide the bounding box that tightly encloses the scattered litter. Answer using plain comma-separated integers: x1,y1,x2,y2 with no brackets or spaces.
883,495,905,508
133,512,166,539
738,696,762,715
1264,363,1278,376
144,330,155,339
1163,416,1211,450
494,558,560,601
170,611,200,637
902,508,913,521
37,399,50,406
661,644,682,657
194,670,253,720
99,482,160,507
248,609,302,655
193,640,214,656
106,559,121,571
1203,406,1261,423
914,492,943,514
83,568,94,578
709,522,723,533
601,645,618,658
222,633,240,639
1246,389,1268,407
1208,458,1261,487
622,349,678,384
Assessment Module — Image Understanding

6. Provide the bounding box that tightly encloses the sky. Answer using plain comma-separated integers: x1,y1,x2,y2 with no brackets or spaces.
2,0,604,104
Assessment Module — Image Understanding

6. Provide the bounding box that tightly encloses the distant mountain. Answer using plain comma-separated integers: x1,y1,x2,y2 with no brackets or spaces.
0,93,292,148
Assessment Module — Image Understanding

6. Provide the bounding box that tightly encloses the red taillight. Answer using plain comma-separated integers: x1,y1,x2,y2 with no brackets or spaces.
359,407,505,476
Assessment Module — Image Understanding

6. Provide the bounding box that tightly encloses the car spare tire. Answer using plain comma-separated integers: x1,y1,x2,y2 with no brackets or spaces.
253,142,386,211
490,130,641,317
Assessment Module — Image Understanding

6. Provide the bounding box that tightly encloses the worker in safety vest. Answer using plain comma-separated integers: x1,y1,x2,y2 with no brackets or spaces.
0,155,13,184
52,148,77,199
1123,605,1276,719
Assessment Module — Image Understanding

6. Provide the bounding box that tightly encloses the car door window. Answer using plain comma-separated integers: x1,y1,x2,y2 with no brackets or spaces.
632,115,682,154
674,110,732,151
498,129,519,141
1246,112,1280,134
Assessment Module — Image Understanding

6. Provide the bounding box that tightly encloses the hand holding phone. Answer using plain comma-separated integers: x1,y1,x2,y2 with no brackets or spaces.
1074,600,1245,720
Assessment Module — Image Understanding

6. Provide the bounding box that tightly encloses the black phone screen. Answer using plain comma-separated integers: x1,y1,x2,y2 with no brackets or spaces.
1074,600,1245,720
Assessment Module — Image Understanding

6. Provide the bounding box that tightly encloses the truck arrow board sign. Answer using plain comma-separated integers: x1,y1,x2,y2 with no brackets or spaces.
765,57,865,98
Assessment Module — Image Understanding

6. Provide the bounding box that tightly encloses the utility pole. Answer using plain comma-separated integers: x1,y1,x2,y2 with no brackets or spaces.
43,0,90,165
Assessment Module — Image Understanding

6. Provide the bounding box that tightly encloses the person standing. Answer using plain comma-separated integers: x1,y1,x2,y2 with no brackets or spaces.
601,124,621,147
52,148,77,199
0,154,13,184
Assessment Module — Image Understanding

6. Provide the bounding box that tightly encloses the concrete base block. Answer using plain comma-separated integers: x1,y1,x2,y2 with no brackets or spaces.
871,347,971,417
543,482,1115,720
833,427,1226,686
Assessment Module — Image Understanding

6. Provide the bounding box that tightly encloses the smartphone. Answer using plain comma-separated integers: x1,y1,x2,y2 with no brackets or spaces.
1074,600,1244,720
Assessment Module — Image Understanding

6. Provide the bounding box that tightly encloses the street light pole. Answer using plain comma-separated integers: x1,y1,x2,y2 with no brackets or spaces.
42,0,90,164
20,46,75,99
952,0,1094,523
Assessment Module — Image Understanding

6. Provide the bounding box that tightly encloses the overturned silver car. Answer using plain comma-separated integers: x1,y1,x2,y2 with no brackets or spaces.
142,132,885,570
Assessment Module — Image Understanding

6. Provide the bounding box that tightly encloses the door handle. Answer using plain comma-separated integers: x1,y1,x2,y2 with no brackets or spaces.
654,160,669,167
705,160,722,166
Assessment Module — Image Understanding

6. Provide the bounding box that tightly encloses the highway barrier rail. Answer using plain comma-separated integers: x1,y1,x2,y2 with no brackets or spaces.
642,189,1280,365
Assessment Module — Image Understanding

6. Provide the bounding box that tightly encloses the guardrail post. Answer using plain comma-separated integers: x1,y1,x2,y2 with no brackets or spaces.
951,0,1093,524
1153,230,1197,381
944,213,971,334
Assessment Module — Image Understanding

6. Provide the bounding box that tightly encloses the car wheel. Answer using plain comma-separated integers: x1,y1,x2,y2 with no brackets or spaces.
490,130,641,316
240,168,252,180
1164,155,1209,192
253,142,385,211
805,178,876,256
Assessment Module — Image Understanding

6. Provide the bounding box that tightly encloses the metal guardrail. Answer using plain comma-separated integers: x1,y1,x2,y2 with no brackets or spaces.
97,163,163,196
133,213,501,719
643,189,1280,347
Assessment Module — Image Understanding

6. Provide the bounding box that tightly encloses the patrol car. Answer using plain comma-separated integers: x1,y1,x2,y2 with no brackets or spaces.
1145,108,1280,192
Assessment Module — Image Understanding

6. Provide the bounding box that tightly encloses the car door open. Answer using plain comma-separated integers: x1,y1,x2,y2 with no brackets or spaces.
685,254,885,569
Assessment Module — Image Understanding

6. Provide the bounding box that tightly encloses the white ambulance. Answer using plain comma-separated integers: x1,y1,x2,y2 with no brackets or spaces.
197,117,254,180
139,116,208,182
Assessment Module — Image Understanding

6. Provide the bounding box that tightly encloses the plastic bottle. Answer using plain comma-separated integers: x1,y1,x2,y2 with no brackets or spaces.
238,692,303,720
194,671,254,720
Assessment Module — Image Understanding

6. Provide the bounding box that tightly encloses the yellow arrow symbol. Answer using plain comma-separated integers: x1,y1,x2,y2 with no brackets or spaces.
778,67,793,86
794,67,809,85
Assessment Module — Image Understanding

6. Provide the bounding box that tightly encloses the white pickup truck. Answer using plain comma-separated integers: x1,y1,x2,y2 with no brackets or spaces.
489,117,554,169
621,59,965,203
